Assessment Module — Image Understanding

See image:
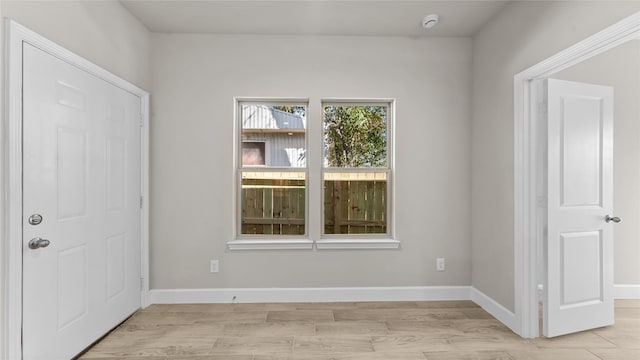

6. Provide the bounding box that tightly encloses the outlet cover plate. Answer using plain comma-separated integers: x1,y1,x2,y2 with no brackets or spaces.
210,260,219,273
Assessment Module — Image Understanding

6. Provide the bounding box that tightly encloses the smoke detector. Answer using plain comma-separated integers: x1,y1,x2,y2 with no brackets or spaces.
422,14,440,29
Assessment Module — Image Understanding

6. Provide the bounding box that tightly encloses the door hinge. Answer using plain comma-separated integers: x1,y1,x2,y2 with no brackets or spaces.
139,113,144,127
537,102,548,116
140,196,143,209
536,196,547,207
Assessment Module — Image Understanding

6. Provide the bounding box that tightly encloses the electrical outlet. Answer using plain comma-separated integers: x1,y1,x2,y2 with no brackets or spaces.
436,258,445,272
210,260,219,273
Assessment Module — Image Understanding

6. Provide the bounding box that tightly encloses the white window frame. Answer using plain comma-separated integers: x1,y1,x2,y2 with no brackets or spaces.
229,98,312,250
317,99,399,249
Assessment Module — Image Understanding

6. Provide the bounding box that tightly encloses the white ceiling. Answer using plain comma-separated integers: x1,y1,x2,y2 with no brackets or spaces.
120,0,510,37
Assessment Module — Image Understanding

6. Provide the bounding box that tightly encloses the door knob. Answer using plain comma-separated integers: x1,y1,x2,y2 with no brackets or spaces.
28,237,50,249
605,215,621,223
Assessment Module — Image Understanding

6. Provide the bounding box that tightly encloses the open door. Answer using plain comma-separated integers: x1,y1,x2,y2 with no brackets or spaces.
544,78,616,337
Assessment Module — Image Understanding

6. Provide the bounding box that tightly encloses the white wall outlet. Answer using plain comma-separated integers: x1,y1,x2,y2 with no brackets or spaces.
436,258,445,272
210,260,219,273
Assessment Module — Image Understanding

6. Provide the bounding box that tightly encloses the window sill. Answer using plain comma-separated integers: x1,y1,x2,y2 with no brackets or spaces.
227,239,314,251
315,239,400,250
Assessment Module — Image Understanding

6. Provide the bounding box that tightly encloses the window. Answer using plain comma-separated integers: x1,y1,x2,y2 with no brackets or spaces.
231,99,396,250
236,101,308,242
322,102,392,237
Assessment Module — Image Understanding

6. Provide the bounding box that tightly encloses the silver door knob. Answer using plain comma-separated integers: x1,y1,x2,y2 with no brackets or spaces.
28,237,50,249
605,215,621,223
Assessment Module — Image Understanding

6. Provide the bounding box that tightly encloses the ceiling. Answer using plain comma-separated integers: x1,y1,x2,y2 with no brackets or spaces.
120,0,510,37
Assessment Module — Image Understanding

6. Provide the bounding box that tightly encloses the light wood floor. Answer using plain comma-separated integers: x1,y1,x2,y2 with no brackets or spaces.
80,300,640,360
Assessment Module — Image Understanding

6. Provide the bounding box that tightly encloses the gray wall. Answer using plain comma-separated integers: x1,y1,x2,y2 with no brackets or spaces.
0,1,150,355
150,34,472,289
471,1,640,312
554,40,640,285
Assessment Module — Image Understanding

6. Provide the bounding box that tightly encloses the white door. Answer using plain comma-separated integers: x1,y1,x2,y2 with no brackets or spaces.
22,43,142,359
544,78,615,337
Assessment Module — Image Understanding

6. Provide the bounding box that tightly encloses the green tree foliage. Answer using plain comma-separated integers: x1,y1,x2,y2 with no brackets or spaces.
272,105,306,117
324,105,387,167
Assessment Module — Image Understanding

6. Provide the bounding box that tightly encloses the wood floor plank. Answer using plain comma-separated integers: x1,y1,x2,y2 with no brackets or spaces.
267,310,334,322
589,348,640,360
614,307,640,320
416,301,480,309
315,320,389,335
210,336,293,354
371,335,453,352
424,350,514,360
334,309,469,322
447,334,537,351
165,356,253,360
144,304,235,313
255,353,427,360
224,321,316,336
531,332,617,349
385,320,462,336
293,336,375,353
79,357,167,360
291,302,359,310
447,319,515,335
508,349,602,359
614,299,640,308
124,311,267,326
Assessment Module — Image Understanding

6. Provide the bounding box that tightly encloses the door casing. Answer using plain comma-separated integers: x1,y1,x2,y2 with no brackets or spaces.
2,20,150,359
514,11,640,338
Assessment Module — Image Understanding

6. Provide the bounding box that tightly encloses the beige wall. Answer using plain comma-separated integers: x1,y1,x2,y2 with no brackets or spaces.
471,1,640,312
554,41,640,285
0,1,150,355
150,34,472,289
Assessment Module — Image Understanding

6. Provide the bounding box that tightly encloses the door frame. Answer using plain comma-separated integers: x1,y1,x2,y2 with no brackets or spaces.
2,20,150,359
514,11,640,338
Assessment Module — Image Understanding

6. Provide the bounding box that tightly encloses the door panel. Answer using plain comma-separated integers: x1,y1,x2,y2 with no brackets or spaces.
22,43,141,360
560,97,603,207
545,78,614,337
560,231,602,305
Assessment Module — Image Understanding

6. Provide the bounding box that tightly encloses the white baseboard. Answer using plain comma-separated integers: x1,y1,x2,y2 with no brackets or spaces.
470,287,517,332
149,286,471,304
614,284,640,299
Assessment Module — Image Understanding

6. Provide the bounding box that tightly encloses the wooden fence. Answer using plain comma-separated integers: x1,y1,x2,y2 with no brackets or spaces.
324,180,387,234
241,178,387,235
241,179,305,235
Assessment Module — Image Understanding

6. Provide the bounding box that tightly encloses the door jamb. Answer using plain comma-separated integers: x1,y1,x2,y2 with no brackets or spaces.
2,20,150,359
514,11,640,338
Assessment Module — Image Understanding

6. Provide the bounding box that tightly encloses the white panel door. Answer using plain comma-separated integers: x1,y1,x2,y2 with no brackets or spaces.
22,43,142,359
545,78,615,337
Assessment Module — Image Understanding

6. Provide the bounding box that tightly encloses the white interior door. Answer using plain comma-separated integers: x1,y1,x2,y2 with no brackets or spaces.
22,43,142,359
544,78,615,337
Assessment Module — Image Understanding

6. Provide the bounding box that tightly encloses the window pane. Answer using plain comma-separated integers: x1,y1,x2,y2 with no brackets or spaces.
323,105,387,168
324,172,387,234
241,171,305,235
242,142,265,165
241,104,306,168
